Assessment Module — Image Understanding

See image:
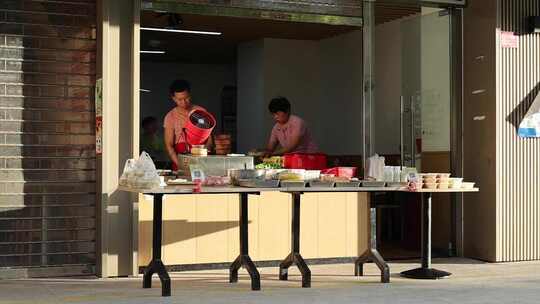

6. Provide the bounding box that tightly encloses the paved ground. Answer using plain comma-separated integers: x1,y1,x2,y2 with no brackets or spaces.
1,258,539,304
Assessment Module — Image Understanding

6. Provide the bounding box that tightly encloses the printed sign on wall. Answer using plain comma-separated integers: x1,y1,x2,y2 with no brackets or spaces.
501,31,518,49
95,78,103,155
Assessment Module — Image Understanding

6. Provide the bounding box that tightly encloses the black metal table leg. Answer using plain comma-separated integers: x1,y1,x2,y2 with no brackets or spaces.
142,194,171,297
401,192,452,279
279,192,311,288
229,193,261,291
354,193,390,283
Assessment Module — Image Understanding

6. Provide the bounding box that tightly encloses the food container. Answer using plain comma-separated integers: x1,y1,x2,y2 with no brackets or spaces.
280,180,307,188
322,167,357,178
335,181,361,188
304,170,321,181
461,182,475,189
449,177,463,189
437,173,451,179
422,174,437,183
228,169,266,185
309,180,335,188
283,153,327,170
361,181,386,187
238,179,279,188
424,182,438,189
278,171,304,181
438,183,450,189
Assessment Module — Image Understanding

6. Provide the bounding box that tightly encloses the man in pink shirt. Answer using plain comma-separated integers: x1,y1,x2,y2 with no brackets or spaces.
265,97,318,156
163,79,212,170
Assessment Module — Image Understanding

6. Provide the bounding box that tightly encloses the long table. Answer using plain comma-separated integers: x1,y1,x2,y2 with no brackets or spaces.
119,185,478,296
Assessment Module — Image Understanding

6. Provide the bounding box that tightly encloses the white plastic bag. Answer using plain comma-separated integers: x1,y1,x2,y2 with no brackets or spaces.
366,154,385,181
119,158,135,186
120,151,160,189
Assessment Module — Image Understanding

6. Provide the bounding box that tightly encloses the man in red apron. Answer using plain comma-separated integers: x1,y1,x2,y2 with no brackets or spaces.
163,79,211,171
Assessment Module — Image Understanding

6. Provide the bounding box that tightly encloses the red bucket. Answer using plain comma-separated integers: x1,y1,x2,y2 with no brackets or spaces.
185,109,216,145
283,153,327,170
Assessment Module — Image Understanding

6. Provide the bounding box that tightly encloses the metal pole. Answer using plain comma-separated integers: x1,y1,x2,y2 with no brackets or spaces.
422,193,432,269
240,193,248,255
400,96,404,168
362,0,375,175
153,194,163,260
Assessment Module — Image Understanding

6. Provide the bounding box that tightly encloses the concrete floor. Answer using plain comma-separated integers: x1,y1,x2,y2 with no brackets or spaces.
1,258,539,304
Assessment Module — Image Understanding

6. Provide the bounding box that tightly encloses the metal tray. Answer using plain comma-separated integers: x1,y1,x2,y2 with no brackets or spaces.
335,181,362,188
308,181,335,188
361,181,386,187
238,179,280,188
280,180,307,188
386,182,407,188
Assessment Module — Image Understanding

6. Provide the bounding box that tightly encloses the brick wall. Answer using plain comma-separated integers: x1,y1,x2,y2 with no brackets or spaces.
0,0,97,277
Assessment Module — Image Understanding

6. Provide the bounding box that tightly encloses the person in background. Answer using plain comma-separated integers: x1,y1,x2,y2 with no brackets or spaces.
140,116,165,162
265,96,318,156
163,79,213,170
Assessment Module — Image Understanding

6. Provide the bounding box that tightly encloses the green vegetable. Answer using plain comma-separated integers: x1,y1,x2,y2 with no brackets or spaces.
256,162,282,169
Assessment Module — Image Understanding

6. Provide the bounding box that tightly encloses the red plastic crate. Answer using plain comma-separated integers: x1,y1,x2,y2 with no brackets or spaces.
283,153,327,170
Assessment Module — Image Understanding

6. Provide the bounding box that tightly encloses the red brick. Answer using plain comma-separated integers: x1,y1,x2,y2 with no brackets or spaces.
0,1,96,16
67,86,92,98
0,72,22,83
24,24,96,39
0,47,24,59
40,85,65,97
0,23,23,35
39,37,96,51
5,36,22,47
5,61,22,71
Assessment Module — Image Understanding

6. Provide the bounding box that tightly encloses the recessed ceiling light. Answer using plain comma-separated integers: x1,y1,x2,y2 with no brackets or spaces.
141,27,222,36
140,50,166,54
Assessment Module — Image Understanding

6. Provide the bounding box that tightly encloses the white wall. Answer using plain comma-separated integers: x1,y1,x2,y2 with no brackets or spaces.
237,31,363,155
140,61,236,133
237,40,266,153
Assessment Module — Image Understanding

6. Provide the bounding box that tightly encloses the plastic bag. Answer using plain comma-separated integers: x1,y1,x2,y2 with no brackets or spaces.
120,151,160,189
119,158,136,186
366,154,385,181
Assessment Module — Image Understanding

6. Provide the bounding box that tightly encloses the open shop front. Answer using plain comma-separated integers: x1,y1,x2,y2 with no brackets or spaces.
132,0,466,271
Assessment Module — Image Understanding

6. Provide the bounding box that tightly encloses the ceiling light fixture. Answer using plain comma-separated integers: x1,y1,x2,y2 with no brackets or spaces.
140,50,166,54
141,27,222,36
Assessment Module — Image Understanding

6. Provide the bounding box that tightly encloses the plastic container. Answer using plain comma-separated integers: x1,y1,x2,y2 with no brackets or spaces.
461,182,475,189
283,153,327,170
321,167,357,178
185,109,216,145
424,182,438,189
449,177,463,189
438,183,450,189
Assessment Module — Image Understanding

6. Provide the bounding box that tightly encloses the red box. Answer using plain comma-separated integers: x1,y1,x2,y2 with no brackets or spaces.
283,153,327,170
321,167,357,178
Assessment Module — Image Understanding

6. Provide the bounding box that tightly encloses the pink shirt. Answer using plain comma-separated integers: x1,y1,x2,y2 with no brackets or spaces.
269,115,318,153
163,105,205,144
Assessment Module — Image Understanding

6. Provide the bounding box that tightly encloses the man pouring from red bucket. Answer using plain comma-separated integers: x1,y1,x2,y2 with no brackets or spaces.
164,79,215,171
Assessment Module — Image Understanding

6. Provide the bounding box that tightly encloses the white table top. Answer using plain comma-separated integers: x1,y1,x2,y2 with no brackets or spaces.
118,185,479,195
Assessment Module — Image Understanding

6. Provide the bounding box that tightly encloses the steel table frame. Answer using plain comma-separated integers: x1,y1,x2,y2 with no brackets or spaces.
119,186,478,296
121,186,269,296
279,189,392,286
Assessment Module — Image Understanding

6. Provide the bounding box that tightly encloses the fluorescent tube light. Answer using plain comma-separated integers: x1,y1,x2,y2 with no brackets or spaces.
140,50,166,54
140,89,151,93
141,27,222,36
